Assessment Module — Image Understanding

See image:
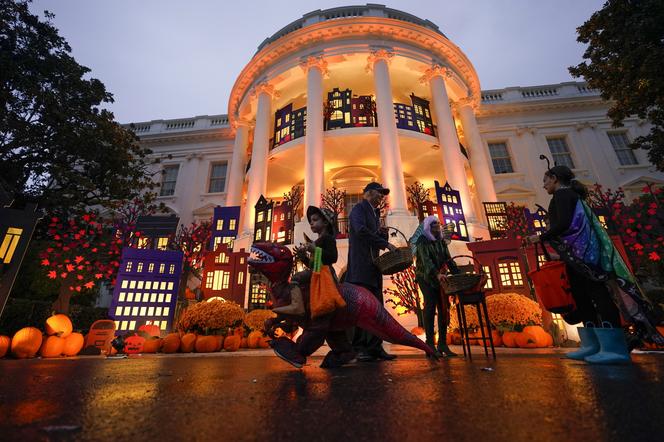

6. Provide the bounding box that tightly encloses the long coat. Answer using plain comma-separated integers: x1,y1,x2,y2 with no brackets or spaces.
345,199,389,290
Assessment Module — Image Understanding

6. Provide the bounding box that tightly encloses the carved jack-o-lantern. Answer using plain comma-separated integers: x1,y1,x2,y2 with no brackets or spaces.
123,335,146,354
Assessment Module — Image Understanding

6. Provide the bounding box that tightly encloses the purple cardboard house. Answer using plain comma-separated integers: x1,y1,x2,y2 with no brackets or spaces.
435,180,469,241
109,247,183,335
210,206,240,251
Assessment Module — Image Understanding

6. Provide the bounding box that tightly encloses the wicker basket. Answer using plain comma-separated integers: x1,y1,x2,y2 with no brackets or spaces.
440,255,487,294
373,227,413,275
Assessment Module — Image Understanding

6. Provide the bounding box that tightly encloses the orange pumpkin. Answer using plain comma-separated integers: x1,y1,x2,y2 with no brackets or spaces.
258,335,271,349
138,324,161,338
185,287,196,300
45,314,73,338
516,331,538,348
223,335,241,352
62,332,84,356
240,337,248,348
502,331,519,348
0,336,10,358
11,327,43,358
195,336,218,353
124,335,145,354
142,337,162,353
214,335,224,351
180,333,197,353
162,333,181,353
410,326,425,336
247,330,263,349
40,336,65,358
523,326,552,348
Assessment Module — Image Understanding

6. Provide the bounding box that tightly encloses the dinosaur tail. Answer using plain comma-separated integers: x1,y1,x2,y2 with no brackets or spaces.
343,283,435,356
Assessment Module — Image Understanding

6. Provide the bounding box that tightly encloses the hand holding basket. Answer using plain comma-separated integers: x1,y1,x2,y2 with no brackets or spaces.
373,227,413,275
439,255,487,294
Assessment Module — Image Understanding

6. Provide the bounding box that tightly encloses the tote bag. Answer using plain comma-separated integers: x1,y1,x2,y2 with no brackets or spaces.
310,247,346,319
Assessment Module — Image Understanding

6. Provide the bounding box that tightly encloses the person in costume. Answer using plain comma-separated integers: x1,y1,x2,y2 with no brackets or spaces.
414,215,460,357
526,165,663,364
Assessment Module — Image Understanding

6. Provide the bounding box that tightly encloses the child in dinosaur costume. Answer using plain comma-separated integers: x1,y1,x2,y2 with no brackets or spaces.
248,242,436,368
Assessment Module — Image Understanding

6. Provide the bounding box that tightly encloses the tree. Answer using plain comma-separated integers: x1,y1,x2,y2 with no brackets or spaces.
569,0,664,170
406,181,431,221
498,203,531,241
321,187,346,217
282,185,303,221
0,0,158,211
171,221,212,298
384,267,423,327
587,183,626,232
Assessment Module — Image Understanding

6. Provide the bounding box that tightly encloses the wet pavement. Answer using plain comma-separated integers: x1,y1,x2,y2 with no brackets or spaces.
0,348,663,441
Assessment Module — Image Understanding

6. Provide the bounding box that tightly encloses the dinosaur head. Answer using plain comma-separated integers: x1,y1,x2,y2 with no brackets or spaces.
248,242,293,284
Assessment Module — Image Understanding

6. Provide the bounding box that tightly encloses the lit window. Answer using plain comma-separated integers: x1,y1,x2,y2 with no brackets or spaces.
161,321,168,329
137,237,149,249
510,262,523,286
257,211,264,223
156,307,162,316
140,307,147,316
482,266,493,290
255,229,262,241
267,209,272,221
488,142,514,174
119,292,126,302
137,263,143,273
145,281,152,290
120,321,127,330
127,293,134,302
209,162,228,193
148,307,154,316
132,307,138,316
166,294,172,303
0,227,23,264
121,280,128,289
129,280,136,289
143,293,149,302
167,282,174,291
159,264,165,273
537,255,547,265
114,321,119,330
158,293,164,303
608,132,637,166
160,281,167,290
229,219,236,230
216,219,224,231
123,306,131,315
169,264,175,274
164,307,170,316
157,237,169,250
266,226,271,240
160,165,179,196
148,263,155,273
136,281,144,290
129,320,136,330
115,306,122,316
498,261,524,287
151,293,157,302
547,137,575,168
238,271,244,285
213,236,222,250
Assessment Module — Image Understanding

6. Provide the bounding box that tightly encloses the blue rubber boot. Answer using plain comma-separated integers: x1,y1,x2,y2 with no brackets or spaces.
566,327,599,360
584,328,631,365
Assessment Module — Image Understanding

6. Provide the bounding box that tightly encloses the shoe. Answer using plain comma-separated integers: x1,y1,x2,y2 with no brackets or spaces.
566,326,600,361
320,351,357,368
356,350,377,362
271,337,306,368
437,345,458,358
584,327,631,365
371,348,397,361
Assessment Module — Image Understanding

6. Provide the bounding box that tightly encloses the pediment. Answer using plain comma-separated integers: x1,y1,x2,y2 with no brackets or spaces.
192,203,217,217
495,185,536,196
620,175,664,189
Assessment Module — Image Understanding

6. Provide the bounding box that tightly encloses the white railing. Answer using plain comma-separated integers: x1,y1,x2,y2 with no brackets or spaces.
481,82,599,104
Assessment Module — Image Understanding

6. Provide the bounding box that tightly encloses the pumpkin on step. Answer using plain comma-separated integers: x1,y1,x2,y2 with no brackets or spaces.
502,331,519,348
40,335,65,358
142,337,163,353
124,335,145,354
516,331,539,348
258,335,271,349
138,324,161,338
223,335,241,352
240,337,248,348
214,335,224,351
0,335,10,358
11,327,43,358
195,336,217,353
180,333,197,353
162,333,181,353
62,332,84,356
523,325,553,348
247,330,263,349
45,314,73,338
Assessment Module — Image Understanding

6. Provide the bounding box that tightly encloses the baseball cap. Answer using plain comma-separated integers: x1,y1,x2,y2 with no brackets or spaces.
363,182,390,195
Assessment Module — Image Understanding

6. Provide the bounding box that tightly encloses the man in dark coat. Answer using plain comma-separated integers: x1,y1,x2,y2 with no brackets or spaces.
346,182,397,361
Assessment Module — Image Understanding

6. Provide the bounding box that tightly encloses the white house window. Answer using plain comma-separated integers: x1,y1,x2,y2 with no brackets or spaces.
160,165,179,196
546,137,575,168
488,142,514,174
208,162,228,193
608,132,637,166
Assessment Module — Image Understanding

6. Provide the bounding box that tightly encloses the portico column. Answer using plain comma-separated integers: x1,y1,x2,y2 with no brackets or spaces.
422,65,476,221
226,118,252,207
367,49,409,215
455,97,497,203
242,82,278,235
301,55,327,209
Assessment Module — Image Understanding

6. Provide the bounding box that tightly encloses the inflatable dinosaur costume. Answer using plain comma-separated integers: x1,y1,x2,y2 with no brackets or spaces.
248,242,435,368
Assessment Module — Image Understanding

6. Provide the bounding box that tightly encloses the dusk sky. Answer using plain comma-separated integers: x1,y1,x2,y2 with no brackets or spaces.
30,0,605,124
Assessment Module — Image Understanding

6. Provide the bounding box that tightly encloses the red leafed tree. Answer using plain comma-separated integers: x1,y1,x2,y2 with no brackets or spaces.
498,203,531,241
171,220,212,298
407,181,430,221
611,184,664,284
587,183,625,232
384,266,423,327
321,187,346,217
40,212,122,314
283,185,303,221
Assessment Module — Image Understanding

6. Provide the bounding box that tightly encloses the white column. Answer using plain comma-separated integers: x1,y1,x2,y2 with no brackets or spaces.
301,56,327,210
423,65,476,221
226,119,251,207
367,49,409,215
455,98,497,203
242,82,277,235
